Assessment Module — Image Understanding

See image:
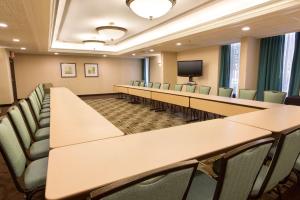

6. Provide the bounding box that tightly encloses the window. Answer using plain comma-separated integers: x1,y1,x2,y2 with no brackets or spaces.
282,32,296,94
229,43,241,96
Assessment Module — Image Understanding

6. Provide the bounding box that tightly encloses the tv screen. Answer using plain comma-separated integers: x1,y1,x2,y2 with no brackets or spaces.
177,60,203,77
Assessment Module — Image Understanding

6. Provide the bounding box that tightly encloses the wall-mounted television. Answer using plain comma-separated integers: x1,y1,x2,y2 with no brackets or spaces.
177,60,203,82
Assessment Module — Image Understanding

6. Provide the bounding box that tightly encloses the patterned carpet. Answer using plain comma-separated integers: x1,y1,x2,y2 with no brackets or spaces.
84,98,187,134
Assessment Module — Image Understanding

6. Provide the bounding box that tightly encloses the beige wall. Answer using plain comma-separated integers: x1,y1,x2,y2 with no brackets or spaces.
162,52,177,89
14,54,142,98
149,55,163,83
0,48,14,105
177,46,221,95
239,37,260,90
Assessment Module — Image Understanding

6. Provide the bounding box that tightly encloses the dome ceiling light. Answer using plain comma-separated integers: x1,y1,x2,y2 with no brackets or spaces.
96,26,127,42
83,40,105,49
126,0,176,20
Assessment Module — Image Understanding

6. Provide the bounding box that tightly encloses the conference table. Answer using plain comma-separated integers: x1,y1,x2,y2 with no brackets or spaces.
46,119,271,200
45,86,300,199
226,105,300,134
113,85,282,116
50,87,124,149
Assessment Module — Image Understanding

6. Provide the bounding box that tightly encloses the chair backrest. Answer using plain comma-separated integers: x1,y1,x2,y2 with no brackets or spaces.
139,81,145,87
147,82,153,88
90,160,198,200
174,84,183,92
239,89,257,100
153,82,161,89
38,84,45,97
263,91,286,104
162,83,170,90
186,85,196,93
218,88,233,97
129,80,134,86
19,99,37,134
28,93,41,120
199,86,211,95
7,106,32,150
0,117,27,179
212,138,274,200
133,81,140,86
256,129,300,195
35,87,44,102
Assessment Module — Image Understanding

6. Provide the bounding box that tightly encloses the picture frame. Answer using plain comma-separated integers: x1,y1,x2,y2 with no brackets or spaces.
84,63,99,77
60,63,77,78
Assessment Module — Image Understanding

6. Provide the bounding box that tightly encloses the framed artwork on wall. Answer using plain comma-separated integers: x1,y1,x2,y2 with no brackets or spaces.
84,63,99,77
61,63,76,78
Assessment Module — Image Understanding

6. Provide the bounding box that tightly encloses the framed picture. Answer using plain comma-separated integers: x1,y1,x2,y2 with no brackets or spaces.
61,63,76,78
84,63,99,77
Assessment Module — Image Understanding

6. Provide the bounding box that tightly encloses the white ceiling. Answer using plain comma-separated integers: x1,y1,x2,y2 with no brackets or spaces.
58,0,210,44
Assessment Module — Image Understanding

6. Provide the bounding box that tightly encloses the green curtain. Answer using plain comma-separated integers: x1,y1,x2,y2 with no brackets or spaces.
141,58,146,81
289,32,300,96
256,35,285,100
219,45,231,88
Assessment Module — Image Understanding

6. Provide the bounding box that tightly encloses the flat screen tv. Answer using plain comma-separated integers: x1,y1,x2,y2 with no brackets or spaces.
177,60,203,82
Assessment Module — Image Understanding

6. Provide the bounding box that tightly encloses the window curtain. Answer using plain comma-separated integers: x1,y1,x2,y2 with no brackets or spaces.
141,58,146,81
256,35,285,100
289,32,300,96
219,45,231,88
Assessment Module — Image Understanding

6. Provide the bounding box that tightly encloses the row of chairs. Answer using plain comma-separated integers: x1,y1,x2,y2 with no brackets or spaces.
0,84,50,200
88,129,300,200
130,81,287,104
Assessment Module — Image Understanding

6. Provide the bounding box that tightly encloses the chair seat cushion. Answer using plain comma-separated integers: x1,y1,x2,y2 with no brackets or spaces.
41,108,50,113
39,118,50,128
187,171,217,200
251,165,268,197
30,139,49,160
39,112,50,120
35,127,50,141
24,157,48,190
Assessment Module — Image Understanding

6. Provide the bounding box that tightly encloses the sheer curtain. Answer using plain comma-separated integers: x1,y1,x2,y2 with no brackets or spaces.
229,43,241,96
282,32,296,94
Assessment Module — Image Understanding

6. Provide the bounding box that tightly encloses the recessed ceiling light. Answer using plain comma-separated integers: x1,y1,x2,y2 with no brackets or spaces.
0,23,8,28
176,42,182,46
12,38,20,42
20,47,26,50
149,49,154,52
241,26,250,31
132,53,136,56
103,55,107,57
54,52,59,55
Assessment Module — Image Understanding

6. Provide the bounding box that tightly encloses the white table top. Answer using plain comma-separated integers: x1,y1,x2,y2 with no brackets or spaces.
226,105,300,133
46,119,271,199
115,85,281,109
50,87,124,148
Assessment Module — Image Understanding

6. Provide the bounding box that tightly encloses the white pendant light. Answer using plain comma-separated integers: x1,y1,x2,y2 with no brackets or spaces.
126,0,176,20
83,40,105,49
96,26,127,42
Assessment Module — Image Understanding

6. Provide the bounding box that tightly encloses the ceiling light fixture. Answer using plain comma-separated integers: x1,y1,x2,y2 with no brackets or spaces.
149,49,154,52
20,47,26,50
126,0,176,20
12,38,20,42
176,42,182,46
241,26,250,31
103,55,107,57
54,52,59,55
83,40,105,49
96,26,127,42
0,23,8,28
132,53,136,56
